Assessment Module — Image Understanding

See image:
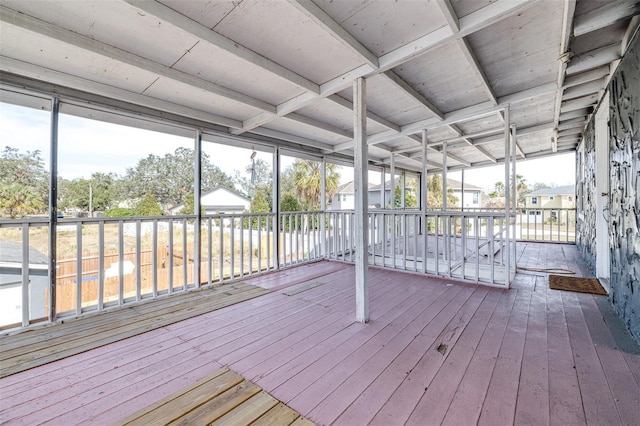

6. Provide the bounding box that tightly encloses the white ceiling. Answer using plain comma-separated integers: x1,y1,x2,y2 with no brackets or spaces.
1,0,638,173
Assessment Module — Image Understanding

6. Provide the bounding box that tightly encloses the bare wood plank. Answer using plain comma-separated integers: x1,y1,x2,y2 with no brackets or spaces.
114,367,233,425
290,416,317,426
169,380,262,426
251,402,301,426
209,390,279,426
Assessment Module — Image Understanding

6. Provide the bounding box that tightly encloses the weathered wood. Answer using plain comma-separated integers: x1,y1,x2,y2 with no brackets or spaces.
251,402,301,425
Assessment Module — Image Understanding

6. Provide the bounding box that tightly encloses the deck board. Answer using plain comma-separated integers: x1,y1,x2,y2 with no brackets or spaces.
1,243,639,425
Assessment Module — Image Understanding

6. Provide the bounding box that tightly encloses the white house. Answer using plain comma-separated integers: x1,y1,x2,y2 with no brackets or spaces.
171,187,251,215
329,181,390,210
447,179,483,209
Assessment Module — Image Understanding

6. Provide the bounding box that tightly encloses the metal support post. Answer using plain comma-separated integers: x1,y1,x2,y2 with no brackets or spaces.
48,97,59,323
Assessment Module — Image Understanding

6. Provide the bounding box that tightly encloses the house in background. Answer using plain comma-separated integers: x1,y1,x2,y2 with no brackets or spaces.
330,180,419,210
447,179,483,209
524,185,576,224
170,187,250,215
0,241,48,327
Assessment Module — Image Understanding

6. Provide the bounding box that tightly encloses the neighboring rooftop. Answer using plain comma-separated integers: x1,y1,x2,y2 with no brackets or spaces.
527,185,576,197
0,241,48,266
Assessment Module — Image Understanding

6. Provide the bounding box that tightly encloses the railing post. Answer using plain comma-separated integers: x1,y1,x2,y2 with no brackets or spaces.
193,129,202,288
272,147,280,269
48,96,59,323
320,157,326,258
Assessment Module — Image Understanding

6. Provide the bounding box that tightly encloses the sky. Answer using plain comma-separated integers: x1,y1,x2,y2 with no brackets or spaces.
1,101,575,192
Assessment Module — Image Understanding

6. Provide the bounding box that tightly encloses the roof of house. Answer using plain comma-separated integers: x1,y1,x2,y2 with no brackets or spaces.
446,179,483,191
527,185,575,197
202,186,250,201
335,181,380,195
0,241,48,265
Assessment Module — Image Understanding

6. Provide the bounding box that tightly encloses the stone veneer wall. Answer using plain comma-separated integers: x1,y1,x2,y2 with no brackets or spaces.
577,29,640,342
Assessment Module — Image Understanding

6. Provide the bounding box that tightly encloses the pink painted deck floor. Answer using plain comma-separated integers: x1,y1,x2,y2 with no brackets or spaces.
1,243,639,425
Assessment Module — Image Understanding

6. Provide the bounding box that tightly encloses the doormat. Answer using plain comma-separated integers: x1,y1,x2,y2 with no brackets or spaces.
549,275,608,295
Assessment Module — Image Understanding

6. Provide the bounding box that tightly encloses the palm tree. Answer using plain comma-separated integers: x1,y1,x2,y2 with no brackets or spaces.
291,160,340,210
0,182,45,218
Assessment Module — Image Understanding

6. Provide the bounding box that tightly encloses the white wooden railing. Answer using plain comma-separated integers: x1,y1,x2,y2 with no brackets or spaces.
2,207,575,330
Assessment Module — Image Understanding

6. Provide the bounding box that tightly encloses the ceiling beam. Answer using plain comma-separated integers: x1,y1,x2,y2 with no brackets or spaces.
562,65,610,88
0,56,242,129
376,0,538,72
287,0,378,69
566,43,621,75
561,78,606,101
573,1,640,37
560,93,599,112
382,70,444,120
552,0,576,151
436,0,460,31
236,0,538,134
456,38,498,105
124,0,319,94
285,112,352,139
0,5,277,113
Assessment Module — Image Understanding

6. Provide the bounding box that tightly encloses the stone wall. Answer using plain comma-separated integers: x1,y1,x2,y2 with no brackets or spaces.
577,30,640,342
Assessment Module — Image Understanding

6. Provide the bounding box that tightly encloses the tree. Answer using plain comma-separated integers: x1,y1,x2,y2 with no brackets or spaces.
0,147,48,217
489,174,528,206
134,193,163,216
178,193,204,215
0,182,45,218
120,147,234,210
290,160,340,210
426,175,458,208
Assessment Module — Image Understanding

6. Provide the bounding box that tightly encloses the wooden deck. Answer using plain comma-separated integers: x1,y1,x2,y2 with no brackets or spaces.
115,367,314,426
1,243,639,425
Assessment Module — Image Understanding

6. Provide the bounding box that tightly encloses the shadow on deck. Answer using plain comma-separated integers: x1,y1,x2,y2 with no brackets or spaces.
1,243,639,425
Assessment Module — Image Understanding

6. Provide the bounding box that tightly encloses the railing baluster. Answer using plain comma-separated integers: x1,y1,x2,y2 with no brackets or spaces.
168,218,174,293
182,218,187,290
136,220,141,300
248,214,253,275
240,216,244,278
152,220,158,297
230,216,235,279
21,224,30,327
258,216,262,273
98,220,105,309
207,217,212,285
76,220,82,314
118,220,124,304
219,216,224,282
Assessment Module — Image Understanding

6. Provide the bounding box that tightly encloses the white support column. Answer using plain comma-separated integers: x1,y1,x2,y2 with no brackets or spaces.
461,169,465,211
421,129,428,232
503,105,511,286
272,146,281,270
193,129,202,288
354,77,369,323
401,171,406,209
380,168,385,208
320,157,327,257
390,154,396,210
442,142,448,211
511,124,517,277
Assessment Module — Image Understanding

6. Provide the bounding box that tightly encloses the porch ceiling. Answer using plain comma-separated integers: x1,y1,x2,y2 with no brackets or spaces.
0,0,638,172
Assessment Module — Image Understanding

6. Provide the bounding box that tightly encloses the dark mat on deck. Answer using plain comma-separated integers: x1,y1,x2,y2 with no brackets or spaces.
549,274,607,295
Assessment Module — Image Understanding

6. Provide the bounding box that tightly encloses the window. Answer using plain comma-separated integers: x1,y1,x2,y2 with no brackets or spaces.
549,196,554,200
568,196,573,202
531,197,538,205
472,192,479,204
343,194,347,201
